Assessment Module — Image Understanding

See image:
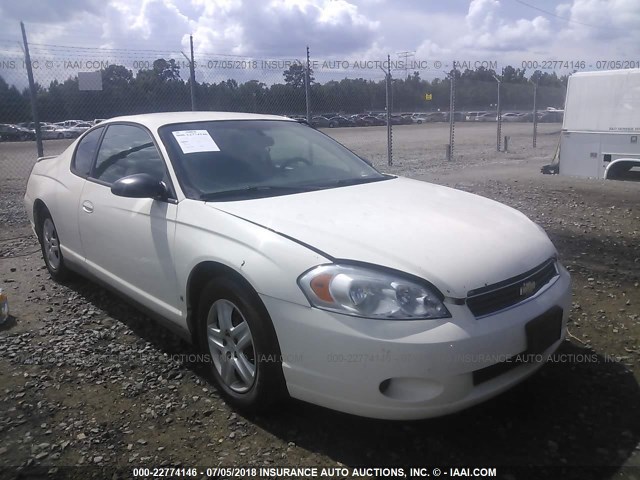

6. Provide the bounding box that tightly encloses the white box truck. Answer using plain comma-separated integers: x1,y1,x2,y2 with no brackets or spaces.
559,68,640,179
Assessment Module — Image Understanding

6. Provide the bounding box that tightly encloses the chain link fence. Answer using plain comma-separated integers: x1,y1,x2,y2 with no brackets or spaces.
0,35,568,200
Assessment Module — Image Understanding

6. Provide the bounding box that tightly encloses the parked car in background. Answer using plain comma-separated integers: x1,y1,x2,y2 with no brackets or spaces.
538,111,564,123
360,115,386,126
65,122,93,137
389,114,412,125
0,124,35,142
426,112,447,122
349,115,369,127
443,112,466,122
475,112,497,122
55,120,85,128
412,113,429,124
327,116,356,128
500,112,523,122
400,113,414,123
518,112,534,122
17,122,38,130
465,111,487,121
24,111,571,420
40,124,75,140
310,116,331,128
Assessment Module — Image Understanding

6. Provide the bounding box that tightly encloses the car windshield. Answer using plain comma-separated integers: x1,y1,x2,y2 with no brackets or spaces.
159,120,388,200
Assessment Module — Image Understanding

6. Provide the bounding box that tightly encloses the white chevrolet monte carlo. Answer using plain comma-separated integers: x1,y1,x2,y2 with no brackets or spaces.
24,112,571,420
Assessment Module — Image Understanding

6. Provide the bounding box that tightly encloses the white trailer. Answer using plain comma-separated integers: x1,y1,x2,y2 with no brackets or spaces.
559,68,640,179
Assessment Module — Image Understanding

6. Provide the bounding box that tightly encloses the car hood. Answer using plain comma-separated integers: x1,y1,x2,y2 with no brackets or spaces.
207,177,556,298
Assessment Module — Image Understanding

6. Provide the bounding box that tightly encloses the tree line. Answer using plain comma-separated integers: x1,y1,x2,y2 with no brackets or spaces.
0,59,568,123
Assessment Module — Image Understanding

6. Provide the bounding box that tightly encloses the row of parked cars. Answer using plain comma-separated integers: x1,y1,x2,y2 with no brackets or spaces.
465,110,564,123
289,109,564,129
0,119,106,142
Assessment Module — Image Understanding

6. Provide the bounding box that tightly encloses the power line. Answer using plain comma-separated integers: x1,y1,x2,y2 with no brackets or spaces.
0,38,298,61
510,0,623,31
396,51,415,79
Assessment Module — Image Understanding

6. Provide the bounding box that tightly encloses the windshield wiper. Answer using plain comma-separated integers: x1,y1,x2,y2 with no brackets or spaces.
200,185,320,201
329,176,391,187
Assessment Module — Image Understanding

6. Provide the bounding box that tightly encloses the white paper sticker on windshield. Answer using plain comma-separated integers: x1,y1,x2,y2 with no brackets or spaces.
172,130,220,154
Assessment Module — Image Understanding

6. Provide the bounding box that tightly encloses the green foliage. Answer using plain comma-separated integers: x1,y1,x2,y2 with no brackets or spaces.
0,76,30,122
283,63,314,88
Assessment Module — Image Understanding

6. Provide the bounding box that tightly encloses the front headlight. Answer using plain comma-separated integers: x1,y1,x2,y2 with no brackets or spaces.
297,264,450,320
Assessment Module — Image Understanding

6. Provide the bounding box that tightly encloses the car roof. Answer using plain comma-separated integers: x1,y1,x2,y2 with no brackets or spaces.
104,111,294,131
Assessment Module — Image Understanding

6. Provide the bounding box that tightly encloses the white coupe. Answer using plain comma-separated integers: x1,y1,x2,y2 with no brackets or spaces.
24,112,571,420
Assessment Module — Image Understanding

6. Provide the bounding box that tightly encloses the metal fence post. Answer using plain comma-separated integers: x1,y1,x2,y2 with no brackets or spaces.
189,35,196,111
448,63,456,161
305,46,311,124
20,21,43,157
532,81,538,148
386,54,392,166
493,74,502,152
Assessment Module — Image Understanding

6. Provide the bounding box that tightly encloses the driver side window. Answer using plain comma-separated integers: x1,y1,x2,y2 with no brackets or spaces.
92,124,167,185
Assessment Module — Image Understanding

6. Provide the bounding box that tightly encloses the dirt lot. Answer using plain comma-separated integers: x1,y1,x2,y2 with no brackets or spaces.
0,122,639,480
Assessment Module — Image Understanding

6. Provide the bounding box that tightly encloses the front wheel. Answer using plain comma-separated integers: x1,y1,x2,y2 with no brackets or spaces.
197,277,286,411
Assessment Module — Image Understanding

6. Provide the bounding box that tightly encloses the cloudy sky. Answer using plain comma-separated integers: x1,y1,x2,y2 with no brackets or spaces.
0,0,638,83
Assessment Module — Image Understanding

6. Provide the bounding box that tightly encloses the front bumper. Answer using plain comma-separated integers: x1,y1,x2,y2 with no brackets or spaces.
262,264,571,420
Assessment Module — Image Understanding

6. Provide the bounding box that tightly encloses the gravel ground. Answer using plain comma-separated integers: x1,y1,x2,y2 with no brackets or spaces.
0,123,639,480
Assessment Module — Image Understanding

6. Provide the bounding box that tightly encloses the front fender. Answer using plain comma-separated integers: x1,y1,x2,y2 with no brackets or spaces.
175,200,330,318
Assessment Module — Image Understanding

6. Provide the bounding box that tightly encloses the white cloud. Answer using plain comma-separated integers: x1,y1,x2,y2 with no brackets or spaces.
0,0,639,88
458,0,552,53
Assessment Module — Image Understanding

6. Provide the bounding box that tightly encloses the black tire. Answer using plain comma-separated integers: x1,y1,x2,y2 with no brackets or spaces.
37,209,70,281
57,133,64,139
197,277,286,411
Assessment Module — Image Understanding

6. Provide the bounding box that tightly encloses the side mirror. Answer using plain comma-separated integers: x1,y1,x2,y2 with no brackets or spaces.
111,173,168,199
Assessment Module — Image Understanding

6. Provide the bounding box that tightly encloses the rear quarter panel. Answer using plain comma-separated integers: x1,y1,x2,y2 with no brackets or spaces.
25,146,86,264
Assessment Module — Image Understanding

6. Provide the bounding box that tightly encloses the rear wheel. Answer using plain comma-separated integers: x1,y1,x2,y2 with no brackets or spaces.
197,277,286,411
38,210,70,281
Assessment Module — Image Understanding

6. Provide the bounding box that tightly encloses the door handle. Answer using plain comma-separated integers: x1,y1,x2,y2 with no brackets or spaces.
82,201,94,213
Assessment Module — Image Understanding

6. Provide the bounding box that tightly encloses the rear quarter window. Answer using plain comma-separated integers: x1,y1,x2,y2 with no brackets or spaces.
72,127,104,177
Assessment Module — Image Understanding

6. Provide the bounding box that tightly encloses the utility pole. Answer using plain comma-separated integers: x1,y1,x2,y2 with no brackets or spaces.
397,50,415,79
20,21,43,157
